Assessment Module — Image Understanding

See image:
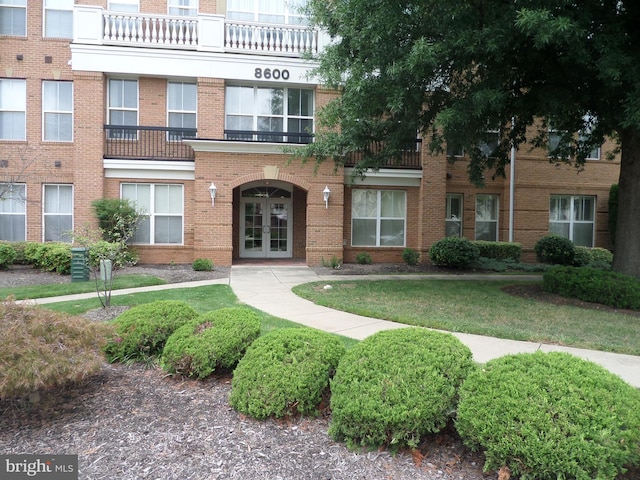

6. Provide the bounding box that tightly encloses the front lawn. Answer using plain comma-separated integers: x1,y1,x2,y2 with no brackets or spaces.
293,279,640,355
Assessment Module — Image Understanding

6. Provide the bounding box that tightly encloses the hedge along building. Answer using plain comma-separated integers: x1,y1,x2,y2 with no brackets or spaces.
0,1,620,266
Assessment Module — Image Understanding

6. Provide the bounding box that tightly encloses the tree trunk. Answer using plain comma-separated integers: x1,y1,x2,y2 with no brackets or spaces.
612,128,640,279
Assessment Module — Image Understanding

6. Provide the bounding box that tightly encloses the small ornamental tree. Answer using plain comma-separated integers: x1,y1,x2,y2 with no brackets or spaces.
73,199,146,307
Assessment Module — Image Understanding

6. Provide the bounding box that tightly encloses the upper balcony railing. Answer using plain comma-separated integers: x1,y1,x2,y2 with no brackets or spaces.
344,140,423,169
224,129,314,144
74,6,326,56
104,125,196,161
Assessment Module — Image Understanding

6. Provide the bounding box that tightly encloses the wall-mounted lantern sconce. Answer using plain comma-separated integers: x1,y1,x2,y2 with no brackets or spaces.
208,182,217,206
323,186,331,209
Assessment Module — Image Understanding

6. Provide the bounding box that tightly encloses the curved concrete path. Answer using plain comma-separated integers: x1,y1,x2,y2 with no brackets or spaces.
34,265,640,388
228,265,640,388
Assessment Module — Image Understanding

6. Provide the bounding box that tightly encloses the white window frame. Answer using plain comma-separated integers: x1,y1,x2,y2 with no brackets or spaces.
227,0,308,25
0,183,26,241
108,78,138,139
0,0,26,36
43,80,73,142
108,0,139,12
351,189,406,247
43,184,73,242
225,85,314,143
168,0,198,16
549,195,595,247
167,81,197,140
475,194,499,241
446,193,463,238
0,78,26,140
121,183,184,245
43,0,73,38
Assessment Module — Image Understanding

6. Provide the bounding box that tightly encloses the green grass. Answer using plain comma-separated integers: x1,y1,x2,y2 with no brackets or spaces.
0,274,166,300
43,285,359,350
292,279,640,356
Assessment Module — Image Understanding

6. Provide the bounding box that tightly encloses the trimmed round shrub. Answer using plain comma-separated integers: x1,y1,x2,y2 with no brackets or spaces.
456,351,640,479
160,307,260,379
229,328,346,419
104,300,199,363
329,328,474,451
534,234,576,265
0,242,17,269
0,300,113,400
355,251,372,265
402,247,420,266
192,258,214,271
590,247,614,268
429,237,480,268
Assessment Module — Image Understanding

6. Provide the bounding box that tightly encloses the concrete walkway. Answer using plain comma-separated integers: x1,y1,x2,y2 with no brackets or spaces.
36,265,640,388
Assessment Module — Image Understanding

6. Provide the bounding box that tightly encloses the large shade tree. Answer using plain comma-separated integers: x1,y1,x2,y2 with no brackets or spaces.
296,0,640,278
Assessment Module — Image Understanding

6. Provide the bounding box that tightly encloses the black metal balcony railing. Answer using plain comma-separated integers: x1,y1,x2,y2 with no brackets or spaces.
104,125,196,161
345,139,423,169
224,129,314,144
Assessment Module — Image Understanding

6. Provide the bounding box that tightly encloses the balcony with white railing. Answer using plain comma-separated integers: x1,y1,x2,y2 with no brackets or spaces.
73,6,326,56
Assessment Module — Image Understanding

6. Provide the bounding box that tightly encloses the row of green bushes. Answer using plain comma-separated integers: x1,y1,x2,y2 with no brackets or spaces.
0,241,75,273
428,235,614,270
4,298,640,479
0,241,140,273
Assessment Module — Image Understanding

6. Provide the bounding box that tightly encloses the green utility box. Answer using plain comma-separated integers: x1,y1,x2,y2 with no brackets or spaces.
70,247,89,282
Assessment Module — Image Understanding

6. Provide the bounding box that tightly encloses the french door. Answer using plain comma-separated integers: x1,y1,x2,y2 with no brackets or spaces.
240,198,292,258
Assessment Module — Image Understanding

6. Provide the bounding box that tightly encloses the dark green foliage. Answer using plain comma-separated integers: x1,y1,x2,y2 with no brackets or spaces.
10,241,30,264
401,247,420,266
192,258,214,271
160,308,260,379
573,246,613,269
543,266,640,310
22,242,72,274
329,328,474,451
608,184,618,246
0,242,16,269
355,251,372,265
92,198,140,244
429,237,480,268
0,300,113,400
104,300,199,363
534,235,576,265
456,351,640,479
229,328,346,419
473,257,550,273
471,241,521,262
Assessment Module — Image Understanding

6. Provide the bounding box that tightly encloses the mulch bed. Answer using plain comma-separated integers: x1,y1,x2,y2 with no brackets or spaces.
0,364,488,480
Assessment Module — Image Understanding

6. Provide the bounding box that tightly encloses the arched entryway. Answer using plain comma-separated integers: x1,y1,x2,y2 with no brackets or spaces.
233,180,307,261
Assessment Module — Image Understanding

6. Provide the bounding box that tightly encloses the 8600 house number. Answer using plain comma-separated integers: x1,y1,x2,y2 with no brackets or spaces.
254,68,290,80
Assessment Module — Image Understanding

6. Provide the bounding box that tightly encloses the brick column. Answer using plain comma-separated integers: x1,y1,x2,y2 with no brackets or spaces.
73,71,105,232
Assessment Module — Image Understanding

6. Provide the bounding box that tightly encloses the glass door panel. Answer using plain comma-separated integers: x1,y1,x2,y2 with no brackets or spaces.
243,202,263,253
240,197,292,258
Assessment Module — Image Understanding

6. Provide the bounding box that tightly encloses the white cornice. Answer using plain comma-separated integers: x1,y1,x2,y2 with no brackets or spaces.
344,168,422,187
183,139,291,154
70,44,318,85
104,159,195,180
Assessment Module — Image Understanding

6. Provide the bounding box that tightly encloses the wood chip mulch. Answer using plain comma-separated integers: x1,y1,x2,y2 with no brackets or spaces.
0,364,489,480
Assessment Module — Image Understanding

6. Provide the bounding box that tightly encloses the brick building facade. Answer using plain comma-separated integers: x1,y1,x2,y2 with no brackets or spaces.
0,1,620,266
